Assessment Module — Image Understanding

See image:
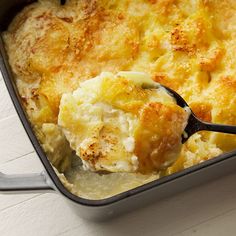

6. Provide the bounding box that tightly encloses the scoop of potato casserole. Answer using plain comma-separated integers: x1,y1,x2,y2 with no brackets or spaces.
58,72,189,173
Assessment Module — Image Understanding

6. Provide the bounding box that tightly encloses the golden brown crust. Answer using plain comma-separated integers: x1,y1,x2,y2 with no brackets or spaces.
171,27,196,55
190,102,212,122
134,102,188,173
198,48,223,72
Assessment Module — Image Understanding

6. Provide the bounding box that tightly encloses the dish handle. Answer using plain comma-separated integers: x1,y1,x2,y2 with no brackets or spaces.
0,170,54,193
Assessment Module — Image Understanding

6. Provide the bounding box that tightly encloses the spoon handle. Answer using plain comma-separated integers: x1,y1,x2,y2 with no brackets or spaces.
183,113,236,143
202,122,236,134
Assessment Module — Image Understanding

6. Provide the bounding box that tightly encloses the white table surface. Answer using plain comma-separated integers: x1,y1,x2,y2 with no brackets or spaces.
1,72,236,236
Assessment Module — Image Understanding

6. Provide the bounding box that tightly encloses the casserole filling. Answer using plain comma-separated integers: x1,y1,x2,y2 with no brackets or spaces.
4,0,236,199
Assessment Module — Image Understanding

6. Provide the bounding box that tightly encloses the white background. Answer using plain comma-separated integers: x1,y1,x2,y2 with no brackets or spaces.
1,72,236,236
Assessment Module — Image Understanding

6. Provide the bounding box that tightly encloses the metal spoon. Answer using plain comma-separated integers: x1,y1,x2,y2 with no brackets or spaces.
142,82,236,143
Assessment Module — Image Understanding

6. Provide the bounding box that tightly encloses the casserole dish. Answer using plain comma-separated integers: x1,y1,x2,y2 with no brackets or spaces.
1,0,236,220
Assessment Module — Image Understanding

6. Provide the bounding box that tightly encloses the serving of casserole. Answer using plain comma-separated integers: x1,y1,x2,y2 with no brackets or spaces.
2,0,236,200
